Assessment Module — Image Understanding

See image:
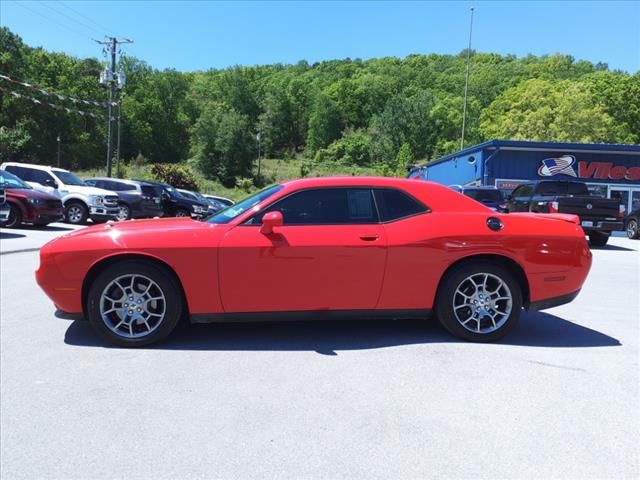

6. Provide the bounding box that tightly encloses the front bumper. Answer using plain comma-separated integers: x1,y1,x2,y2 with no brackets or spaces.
89,206,119,220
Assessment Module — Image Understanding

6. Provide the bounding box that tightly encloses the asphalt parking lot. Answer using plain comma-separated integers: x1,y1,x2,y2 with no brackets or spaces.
1,226,638,479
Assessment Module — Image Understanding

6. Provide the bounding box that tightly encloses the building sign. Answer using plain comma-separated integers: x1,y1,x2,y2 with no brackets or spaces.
495,179,529,190
538,155,640,181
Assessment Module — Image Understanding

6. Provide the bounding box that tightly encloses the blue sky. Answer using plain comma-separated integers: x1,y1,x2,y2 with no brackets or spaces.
2,1,639,73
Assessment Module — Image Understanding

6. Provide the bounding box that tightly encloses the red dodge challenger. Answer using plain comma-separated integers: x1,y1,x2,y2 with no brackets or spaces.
36,177,592,347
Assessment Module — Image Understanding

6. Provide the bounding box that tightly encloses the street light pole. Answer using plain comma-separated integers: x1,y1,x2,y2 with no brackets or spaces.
460,6,475,151
56,133,61,168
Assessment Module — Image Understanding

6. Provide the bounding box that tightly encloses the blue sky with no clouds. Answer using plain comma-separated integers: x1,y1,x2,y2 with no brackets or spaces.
1,1,639,72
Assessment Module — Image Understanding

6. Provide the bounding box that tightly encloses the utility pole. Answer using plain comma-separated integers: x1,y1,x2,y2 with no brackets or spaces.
256,131,262,179
460,6,474,151
116,95,122,177
97,36,132,177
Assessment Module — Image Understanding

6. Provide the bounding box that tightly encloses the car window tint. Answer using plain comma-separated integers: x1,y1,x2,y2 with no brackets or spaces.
373,188,426,222
4,165,29,180
512,185,533,197
537,182,567,195
30,169,55,185
84,179,97,186
567,182,588,195
254,188,377,225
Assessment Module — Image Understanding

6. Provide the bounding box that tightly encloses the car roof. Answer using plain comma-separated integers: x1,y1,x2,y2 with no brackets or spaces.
280,176,430,189
89,177,141,185
2,162,70,173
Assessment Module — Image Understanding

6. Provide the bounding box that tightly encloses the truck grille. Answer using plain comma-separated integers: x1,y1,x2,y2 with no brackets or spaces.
104,195,119,207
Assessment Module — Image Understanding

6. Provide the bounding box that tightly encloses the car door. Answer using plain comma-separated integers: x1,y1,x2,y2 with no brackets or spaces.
218,187,387,313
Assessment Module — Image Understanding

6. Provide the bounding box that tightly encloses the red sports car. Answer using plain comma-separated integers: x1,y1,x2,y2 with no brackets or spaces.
36,177,592,347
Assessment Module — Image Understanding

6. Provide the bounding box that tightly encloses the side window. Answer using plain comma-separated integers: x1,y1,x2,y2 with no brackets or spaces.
512,184,533,197
374,188,427,222
30,169,55,186
84,179,97,187
4,165,28,180
117,183,136,192
537,182,566,195
251,188,377,225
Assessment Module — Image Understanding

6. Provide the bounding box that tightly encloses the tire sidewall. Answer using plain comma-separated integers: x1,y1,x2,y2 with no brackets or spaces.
117,203,131,221
86,261,183,347
436,261,523,343
589,231,609,247
4,203,21,228
627,220,638,239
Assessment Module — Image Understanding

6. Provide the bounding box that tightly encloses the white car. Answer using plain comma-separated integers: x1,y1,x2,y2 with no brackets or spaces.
0,163,119,224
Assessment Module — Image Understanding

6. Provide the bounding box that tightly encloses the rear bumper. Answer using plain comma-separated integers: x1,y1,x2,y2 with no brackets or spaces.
526,289,581,311
581,220,624,232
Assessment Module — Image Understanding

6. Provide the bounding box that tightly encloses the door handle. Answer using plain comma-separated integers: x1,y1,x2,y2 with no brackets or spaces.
359,235,379,241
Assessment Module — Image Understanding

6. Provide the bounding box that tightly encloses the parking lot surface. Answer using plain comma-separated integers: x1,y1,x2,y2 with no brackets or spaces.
1,231,638,479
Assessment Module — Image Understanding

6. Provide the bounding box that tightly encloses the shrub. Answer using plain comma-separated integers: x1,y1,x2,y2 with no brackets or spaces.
151,163,199,191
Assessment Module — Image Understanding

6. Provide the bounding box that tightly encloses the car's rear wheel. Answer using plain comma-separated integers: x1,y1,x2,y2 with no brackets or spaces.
589,231,609,247
86,261,183,347
626,219,639,240
436,262,522,342
3,204,22,228
116,203,131,221
65,201,88,225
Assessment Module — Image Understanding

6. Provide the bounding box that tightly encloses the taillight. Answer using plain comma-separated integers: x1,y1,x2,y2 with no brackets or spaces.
548,201,559,213
619,204,626,218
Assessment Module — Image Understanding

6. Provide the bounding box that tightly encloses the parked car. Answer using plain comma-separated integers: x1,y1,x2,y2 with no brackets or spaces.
0,162,119,225
0,169,64,227
202,194,235,207
132,179,208,219
624,209,640,240
177,188,224,215
506,180,625,247
84,178,164,221
36,177,592,347
0,187,9,225
449,185,507,212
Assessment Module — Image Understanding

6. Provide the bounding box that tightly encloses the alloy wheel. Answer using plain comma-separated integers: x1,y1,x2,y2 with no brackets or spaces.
67,205,83,223
627,220,638,239
99,274,167,338
452,273,513,334
116,204,130,221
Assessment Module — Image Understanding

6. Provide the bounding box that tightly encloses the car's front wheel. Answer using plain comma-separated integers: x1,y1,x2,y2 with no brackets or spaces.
3,204,22,228
436,262,522,342
626,219,639,240
65,201,88,225
116,203,131,221
86,260,184,347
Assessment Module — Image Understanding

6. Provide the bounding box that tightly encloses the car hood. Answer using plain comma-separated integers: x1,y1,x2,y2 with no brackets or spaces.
6,188,60,200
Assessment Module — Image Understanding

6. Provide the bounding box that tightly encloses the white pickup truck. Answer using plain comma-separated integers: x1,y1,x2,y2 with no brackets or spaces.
0,162,119,224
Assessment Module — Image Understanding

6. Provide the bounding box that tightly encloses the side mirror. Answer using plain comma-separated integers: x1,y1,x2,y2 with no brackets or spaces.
260,211,283,235
44,178,58,188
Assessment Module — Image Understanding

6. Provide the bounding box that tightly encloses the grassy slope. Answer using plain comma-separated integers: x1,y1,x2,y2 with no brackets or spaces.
77,158,380,201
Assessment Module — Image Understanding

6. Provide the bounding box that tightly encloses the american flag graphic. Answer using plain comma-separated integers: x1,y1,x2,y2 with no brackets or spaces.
537,155,577,177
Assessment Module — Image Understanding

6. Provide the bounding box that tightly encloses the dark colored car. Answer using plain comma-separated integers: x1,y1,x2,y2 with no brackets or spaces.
0,169,64,227
449,185,507,212
84,178,164,221
177,189,225,216
506,180,625,247
624,209,640,240
132,179,209,219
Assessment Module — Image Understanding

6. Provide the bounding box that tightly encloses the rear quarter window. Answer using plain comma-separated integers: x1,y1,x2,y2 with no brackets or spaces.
374,188,427,222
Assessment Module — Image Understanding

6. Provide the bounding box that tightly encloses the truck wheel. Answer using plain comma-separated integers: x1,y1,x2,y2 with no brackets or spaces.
589,231,610,247
626,220,639,240
65,201,88,225
175,208,190,218
116,203,131,221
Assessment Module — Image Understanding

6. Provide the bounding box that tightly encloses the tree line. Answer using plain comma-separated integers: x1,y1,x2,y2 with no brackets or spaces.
1,27,638,187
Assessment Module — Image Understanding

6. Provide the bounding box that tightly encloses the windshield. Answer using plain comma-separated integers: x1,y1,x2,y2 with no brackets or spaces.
54,170,86,186
208,184,283,224
464,189,502,203
0,170,32,189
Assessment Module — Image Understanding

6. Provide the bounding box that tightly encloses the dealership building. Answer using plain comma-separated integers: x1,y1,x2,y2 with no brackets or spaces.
409,140,640,213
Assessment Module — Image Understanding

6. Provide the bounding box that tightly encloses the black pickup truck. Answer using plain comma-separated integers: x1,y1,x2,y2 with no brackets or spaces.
506,180,625,247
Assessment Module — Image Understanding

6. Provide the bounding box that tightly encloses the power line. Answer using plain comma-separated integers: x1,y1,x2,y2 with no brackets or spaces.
57,1,120,39
13,1,93,42
36,1,103,37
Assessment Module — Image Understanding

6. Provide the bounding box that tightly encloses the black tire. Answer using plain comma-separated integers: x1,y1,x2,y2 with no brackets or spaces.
65,201,88,225
3,203,22,228
86,260,184,347
589,231,609,247
116,202,131,221
436,261,523,342
626,219,639,240
174,208,190,218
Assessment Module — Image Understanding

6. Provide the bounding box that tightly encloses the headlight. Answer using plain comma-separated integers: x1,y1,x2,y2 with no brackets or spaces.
192,205,205,213
89,195,104,205
27,198,41,205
